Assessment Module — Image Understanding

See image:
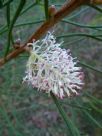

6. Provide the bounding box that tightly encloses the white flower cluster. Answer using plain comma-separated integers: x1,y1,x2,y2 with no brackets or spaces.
23,32,84,99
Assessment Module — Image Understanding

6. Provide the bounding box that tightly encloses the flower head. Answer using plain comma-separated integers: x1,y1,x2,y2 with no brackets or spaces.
23,32,84,99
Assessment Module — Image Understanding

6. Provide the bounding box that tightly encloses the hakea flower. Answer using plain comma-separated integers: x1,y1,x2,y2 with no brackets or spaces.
23,32,84,99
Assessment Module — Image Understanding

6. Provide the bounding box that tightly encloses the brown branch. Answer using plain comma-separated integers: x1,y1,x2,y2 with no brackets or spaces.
24,0,87,43
92,0,102,4
0,0,101,67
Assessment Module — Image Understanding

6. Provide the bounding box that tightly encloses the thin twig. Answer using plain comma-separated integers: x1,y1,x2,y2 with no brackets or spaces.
0,0,102,67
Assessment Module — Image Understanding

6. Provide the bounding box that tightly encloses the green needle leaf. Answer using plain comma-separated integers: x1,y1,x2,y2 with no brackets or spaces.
51,92,80,136
20,1,37,15
62,19,102,30
6,3,10,27
44,0,49,20
57,33,102,41
0,104,22,136
0,0,13,8
79,62,102,74
89,4,102,13
83,110,102,128
4,0,26,57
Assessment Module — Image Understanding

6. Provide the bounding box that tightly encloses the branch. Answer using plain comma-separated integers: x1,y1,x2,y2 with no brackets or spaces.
0,0,101,67
91,0,102,4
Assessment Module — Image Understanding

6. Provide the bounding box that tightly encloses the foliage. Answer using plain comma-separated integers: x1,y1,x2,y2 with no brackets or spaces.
0,0,102,136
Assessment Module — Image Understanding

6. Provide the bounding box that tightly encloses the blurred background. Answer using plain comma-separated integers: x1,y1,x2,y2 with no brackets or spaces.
0,0,102,136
